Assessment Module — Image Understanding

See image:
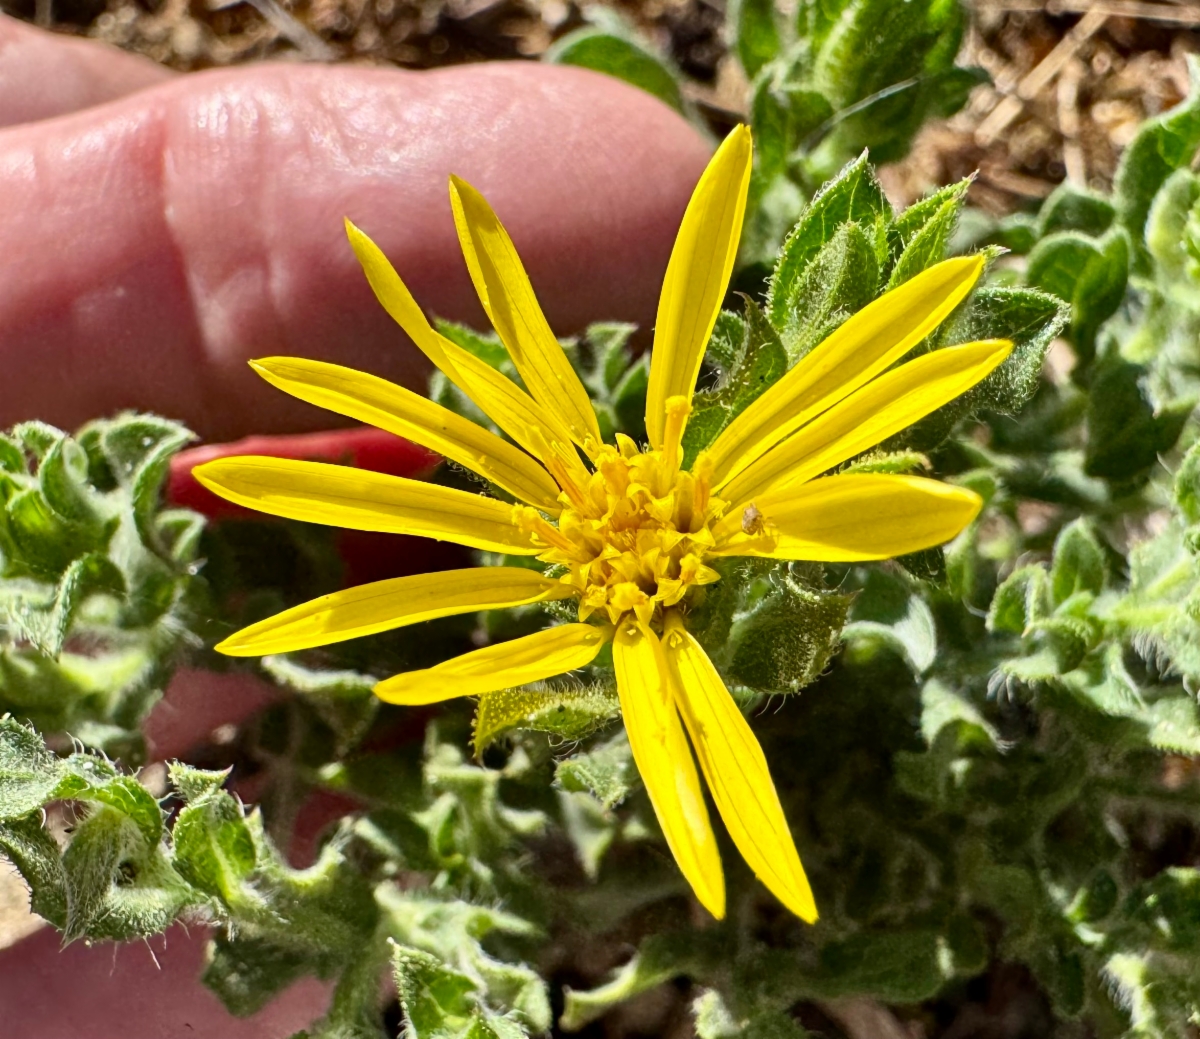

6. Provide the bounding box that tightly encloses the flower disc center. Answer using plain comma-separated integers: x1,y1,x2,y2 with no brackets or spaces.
519,433,726,627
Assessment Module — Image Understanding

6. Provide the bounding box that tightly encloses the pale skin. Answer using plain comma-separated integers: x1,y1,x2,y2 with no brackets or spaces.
0,16,711,1036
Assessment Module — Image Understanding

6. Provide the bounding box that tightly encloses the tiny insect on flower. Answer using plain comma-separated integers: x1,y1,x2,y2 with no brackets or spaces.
193,126,1011,923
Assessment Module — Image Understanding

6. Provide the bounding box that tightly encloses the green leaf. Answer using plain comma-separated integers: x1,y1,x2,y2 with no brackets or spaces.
767,152,890,329
1114,53,1200,254
1073,231,1130,360
909,287,1068,448
802,0,975,169
773,221,879,363
5,552,125,658
0,433,25,474
843,582,937,674
392,944,481,1039
0,716,64,819
917,678,999,749
555,731,637,809
841,449,930,476
88,845,194,943
205,932,321,1017
1128,868,1200,952
1050,520,1106,605
557,790,616,880
1037,182,1115,238
61,804,130,942
1026,231,1098,304
726,568,851,694
1085,358,1193,482
1059,643,1143,719
886,181,970,288
693,990,744,1039
5,486,97,580
1145,167,1200,283
85,774,164,847
11,421,64,463
1143,695,1200,755
751,80,832,186
561,936,696,1031
587,322,638,394
988,565,1050,635
1119,522,1200,683
168,762,232,805
704,310,747,374
306,936,393,1039
99,414,195,556
611,354,650,442
1027,228,1128,363
810,927,961,1002
1067,869,1118,924
473,682,620,755
547,19,684,115
172,791,259,905
729,0,780,78
37,435,104,529
794,0,840,49
1177,441,1200,524
0,813,67,926
693,991,811,1039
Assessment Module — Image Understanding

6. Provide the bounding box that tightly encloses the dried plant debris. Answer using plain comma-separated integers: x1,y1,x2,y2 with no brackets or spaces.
884,3,1200,212
0,0,724,74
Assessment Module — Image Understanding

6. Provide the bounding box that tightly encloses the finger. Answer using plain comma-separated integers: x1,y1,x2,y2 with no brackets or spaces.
0,924,330,1038
0,14,173,127
144,668,285,762
0,62,711,440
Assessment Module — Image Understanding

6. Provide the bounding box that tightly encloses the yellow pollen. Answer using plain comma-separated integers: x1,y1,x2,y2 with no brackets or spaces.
524,440,731,629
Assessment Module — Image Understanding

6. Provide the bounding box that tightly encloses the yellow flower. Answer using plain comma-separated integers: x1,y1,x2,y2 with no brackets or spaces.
195,126,1011,924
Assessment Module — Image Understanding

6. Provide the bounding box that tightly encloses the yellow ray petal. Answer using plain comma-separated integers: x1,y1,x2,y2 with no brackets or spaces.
250,356,562,513
373,623,607,704
448,177,602,449
612,620,725,918
193,456,537,555
216,568,571,657
646,126,753,449
703,255,986,487
345,217,458,374
720,339,1012,506
712,473,982,561
662,614,817,922
344,218,576,458
440,340,581,466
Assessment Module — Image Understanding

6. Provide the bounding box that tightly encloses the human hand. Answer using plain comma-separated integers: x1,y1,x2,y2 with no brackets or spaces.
0,16,710,1037
0,13,710,439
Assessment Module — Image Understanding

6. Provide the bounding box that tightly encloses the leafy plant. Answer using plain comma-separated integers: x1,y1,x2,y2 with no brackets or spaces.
7,52,1200,1039
0,414,206,761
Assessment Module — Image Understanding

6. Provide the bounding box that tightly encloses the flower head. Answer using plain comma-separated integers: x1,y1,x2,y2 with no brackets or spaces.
195,127,1011,922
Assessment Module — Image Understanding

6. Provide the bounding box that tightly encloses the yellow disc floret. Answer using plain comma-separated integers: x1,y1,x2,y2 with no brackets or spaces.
517,397,730,628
